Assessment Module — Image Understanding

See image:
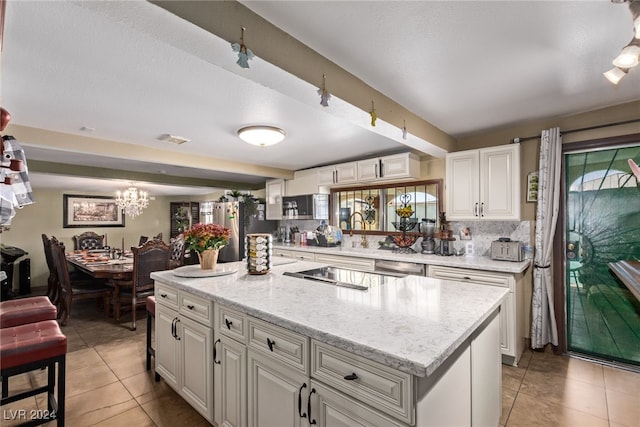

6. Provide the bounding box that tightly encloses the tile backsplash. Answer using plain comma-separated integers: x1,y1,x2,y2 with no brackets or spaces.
449,220,532,256
278,219,532,257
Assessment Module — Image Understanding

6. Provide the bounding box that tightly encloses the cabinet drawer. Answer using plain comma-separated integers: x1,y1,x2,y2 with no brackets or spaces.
155,283,179,310
311,340,413,425
215,304,247,343
179,292,213,326
429,265,513,291
273,248,315,261
248,317,309,375
314,253,375,272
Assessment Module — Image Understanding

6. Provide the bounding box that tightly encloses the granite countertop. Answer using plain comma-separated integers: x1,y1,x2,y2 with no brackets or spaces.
272,242,531,274
151,260,508,378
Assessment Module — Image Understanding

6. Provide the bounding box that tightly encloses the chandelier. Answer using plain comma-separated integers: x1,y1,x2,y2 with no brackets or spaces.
115,187,149,218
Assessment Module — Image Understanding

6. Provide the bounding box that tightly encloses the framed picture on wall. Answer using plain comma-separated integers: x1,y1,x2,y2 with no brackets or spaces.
527,172,539,203
63,194,125,228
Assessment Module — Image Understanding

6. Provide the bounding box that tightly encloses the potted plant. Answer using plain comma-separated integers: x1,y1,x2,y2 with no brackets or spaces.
183,223,232,269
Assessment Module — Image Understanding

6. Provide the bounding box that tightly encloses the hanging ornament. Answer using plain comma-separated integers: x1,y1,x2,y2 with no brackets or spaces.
231,27,254,69
317,74,331,107
402,120,408,140
370,101,377,127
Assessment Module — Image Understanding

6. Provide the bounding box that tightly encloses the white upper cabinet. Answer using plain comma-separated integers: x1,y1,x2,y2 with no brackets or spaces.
446,144,520,220
317,162,358,186
357,153,420,182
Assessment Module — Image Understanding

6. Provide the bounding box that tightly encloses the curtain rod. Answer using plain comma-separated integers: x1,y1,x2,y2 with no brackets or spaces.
511,118,640,143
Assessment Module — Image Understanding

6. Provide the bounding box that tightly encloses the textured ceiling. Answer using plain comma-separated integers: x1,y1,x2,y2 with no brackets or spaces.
3,1,639,195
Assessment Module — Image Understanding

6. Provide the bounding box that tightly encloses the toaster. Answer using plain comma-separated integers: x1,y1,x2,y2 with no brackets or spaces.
490,240,523,262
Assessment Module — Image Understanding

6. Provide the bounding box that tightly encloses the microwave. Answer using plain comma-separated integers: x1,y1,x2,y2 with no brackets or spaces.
282,194,329,220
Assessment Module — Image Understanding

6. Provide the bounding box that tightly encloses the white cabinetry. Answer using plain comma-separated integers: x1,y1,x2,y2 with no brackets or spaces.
317,162,358,186
313,253,375,272
266,179,285,220
446,144,520,220
247,317,310,427
428,265,525,366
155,284,214,422
357,153,420,182
214,304,248,427
286,168,329,196
272,248,315,261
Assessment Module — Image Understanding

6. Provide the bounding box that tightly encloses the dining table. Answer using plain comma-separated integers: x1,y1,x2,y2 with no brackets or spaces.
66,250,135,327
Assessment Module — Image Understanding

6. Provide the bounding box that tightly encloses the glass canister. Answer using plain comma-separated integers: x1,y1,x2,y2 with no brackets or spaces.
246,233,273,275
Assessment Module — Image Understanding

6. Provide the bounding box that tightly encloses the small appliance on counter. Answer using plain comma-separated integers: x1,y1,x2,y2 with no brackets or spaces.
490,238,524,262
419,218,436,254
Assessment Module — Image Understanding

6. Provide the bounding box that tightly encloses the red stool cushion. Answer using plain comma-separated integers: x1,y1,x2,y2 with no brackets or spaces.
0,320,67,370
0,296,57,328
146,296,155,316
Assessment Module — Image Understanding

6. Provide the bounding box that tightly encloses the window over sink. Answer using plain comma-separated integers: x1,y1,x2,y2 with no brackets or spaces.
330,179,443,235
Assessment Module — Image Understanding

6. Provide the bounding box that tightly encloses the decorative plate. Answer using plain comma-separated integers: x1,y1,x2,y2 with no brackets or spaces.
172,265,238,278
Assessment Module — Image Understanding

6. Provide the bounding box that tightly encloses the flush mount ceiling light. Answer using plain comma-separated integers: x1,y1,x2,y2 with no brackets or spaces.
605,1,640,84
237,125,286,147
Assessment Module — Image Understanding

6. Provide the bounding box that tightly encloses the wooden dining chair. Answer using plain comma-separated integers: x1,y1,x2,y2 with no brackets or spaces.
168,233,186,269
72,231,105,250
138,232,163,246
50,237,112,326
113,239,169,330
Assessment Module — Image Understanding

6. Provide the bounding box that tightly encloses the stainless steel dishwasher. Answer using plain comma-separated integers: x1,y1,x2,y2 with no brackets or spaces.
374,259,426,276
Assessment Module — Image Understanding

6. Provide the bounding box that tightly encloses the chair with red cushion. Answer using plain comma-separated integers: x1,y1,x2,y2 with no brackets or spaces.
1,320,67,426
0,296,56,328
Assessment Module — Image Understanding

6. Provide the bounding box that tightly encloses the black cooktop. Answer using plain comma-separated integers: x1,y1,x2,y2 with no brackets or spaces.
283,266,402,290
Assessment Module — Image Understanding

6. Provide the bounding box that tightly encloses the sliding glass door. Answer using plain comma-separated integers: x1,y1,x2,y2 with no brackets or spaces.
564,143,640,367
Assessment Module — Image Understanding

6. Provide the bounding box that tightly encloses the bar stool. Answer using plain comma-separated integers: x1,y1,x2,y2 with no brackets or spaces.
146,296,160,381
0,296,57,328
1,320,67,426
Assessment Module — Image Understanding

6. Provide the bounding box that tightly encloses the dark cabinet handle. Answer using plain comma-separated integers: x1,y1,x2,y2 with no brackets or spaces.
307,387,317,425
225,318,233,330
213,339,221,365
474,203,479,216
175,318,181,340
462,276,471,281
160,293,167,298
298,383,307,419
171,317,177,339
267,337,275,352
343,373,358,381
480,202,485,217
187,304,195,310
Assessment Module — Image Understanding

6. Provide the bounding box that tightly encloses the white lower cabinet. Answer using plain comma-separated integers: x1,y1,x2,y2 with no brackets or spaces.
272,248,315,262
428,265,525,366
214,333,247,427
313,253,375,272
154,293,501,427
310,380,405,427
155,285,214,422
247,350,310,427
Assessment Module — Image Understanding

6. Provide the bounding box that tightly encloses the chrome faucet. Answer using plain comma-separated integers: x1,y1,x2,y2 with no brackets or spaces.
348,212,369,248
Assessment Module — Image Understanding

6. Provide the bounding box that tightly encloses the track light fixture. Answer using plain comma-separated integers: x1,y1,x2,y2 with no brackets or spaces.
605,1,640,84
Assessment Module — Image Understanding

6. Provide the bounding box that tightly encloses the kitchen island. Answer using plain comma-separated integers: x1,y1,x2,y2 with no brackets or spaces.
151,260,508,426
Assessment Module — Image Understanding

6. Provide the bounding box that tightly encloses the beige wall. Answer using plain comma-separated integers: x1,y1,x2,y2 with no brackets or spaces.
454,100,640,222
0,188,231,291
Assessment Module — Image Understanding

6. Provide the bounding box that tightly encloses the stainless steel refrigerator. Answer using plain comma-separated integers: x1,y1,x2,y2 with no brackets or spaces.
199,201,277,262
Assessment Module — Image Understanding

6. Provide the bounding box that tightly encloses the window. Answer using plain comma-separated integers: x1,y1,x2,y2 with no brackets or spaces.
330,180,443,235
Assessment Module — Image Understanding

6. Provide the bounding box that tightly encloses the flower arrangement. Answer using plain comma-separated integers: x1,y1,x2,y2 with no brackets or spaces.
184,223,231,254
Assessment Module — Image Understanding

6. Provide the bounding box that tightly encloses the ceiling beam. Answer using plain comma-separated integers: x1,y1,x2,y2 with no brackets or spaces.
150,0,456,154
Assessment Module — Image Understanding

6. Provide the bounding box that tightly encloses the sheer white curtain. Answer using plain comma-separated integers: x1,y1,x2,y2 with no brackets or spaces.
531,127,562,349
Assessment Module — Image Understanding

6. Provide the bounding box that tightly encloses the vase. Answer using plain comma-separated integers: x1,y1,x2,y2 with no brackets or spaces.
198,249,219,270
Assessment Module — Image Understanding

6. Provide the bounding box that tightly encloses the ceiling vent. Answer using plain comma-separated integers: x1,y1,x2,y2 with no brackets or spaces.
158,134,190,145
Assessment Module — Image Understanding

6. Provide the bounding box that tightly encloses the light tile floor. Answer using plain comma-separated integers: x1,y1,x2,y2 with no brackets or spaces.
2,299,640,426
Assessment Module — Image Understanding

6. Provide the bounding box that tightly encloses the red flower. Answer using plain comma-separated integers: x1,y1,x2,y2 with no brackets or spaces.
184,223,232,253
